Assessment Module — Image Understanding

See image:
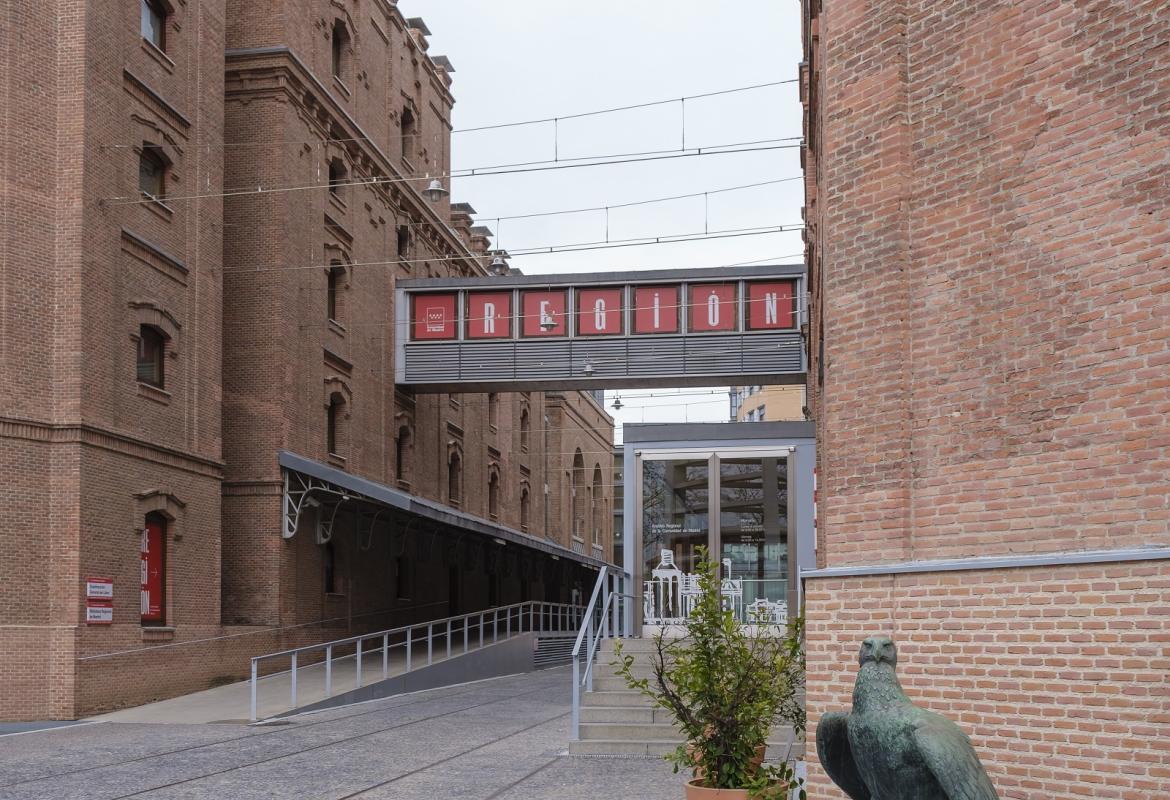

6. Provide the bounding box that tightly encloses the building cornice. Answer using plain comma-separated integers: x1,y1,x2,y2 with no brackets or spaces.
224,46,479,274
0,416,224,479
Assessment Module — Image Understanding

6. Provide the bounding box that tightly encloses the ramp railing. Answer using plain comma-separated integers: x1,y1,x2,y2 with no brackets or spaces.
570,567,634,739
250,600,582,721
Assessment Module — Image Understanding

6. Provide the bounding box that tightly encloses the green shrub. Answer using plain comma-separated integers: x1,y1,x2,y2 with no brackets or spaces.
614,547,805,799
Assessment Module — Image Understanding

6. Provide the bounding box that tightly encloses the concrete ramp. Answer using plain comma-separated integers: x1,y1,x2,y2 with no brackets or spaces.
279,633,539,717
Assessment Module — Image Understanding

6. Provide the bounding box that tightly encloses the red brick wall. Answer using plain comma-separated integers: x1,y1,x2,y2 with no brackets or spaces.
808,0,1170,568
806,561,1170,799
802,0,1170,796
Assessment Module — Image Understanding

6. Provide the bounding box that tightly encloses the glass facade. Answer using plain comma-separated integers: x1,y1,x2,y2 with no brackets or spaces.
718,457,787,607
637,450,793,623
641,458,710,579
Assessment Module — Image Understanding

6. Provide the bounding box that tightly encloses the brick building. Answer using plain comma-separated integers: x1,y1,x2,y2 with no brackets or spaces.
800,1,1170,798
0,1,612,721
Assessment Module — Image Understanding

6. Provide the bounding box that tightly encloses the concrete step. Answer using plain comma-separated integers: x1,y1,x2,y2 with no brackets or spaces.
591,674,643,691
579,721,680,740
581,690,650,708
579,706,674,724
568,738,683,757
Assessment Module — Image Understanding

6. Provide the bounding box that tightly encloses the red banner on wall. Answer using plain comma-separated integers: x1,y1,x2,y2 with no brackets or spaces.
632,285,680,334
140,518,164,624
411,293,457,340
746,281,796,330
466,292,511,339
577,288,623,336
689,284,737,332
520,290,567,337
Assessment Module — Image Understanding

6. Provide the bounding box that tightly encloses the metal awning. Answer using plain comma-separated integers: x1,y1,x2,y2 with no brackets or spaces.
278,450,613,570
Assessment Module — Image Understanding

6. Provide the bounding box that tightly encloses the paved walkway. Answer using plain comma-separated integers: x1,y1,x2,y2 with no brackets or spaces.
0,667,687,800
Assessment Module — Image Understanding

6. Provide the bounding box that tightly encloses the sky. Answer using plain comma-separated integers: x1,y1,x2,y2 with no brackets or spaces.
401,1,806,438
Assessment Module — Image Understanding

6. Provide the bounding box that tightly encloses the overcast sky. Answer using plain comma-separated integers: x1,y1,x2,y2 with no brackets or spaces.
402,1,805,437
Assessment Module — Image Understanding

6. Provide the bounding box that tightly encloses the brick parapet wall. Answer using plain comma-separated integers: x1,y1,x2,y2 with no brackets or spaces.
805,558,1170,799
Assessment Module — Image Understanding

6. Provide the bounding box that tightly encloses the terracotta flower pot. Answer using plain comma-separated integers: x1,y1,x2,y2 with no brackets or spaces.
688,743,768,783
684,779,751,799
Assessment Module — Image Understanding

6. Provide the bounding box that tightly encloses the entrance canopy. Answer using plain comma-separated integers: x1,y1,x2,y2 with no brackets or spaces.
395,264,805,392
279,450,612,570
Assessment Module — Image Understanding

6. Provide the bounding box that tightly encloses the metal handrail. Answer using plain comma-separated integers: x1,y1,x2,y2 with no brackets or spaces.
250,599,581,721
570,567,634,739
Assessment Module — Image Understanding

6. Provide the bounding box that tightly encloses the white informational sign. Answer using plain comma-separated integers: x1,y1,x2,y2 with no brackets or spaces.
85,577,113,599
85,603,114,625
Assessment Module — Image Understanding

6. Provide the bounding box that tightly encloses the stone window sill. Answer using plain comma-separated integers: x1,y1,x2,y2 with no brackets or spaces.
333,76,351,100
141,39,175,73
137,382,172,405
142,626,175,642
327,453,347,469
329,192,347,215
328,318,346,337
142,193,174,222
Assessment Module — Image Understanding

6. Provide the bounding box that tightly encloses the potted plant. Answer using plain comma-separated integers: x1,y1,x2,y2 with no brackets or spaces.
614,548,805,799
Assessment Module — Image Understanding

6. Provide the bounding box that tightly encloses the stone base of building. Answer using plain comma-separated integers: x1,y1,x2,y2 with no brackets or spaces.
804,557,1169,799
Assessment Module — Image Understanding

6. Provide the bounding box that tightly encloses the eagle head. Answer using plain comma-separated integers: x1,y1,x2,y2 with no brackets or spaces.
859,636,897,667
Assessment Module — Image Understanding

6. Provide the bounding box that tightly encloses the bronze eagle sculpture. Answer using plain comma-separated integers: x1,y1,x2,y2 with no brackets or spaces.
815,636,1000,800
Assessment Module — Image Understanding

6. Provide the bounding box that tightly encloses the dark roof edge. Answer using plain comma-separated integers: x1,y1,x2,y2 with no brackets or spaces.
278,451,616,570
399,263,805,290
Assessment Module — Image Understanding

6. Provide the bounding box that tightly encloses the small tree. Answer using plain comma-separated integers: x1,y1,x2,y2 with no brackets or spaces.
615,548,805,798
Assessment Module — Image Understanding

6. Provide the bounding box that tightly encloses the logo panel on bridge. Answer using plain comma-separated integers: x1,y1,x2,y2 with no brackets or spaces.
466,291,512,339
746,281,797,331
689,284,737,332
521,290,567,337
632,285,680,334
577,288,624,336
412,293,457,340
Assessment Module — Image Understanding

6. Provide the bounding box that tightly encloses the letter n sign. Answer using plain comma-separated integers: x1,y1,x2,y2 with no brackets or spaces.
577,288,623,335
746,281,796,330
689,284,737,332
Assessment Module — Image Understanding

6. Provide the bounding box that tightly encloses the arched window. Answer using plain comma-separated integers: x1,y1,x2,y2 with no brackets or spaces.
327,262,345,322
592,464,604,544
448,451,462,504
141,512,167,625
328,158,347,200
520,487,530,532
519,408,530,452
326,392,346,456
138,144,167,199
400,106,416,167
488,471,500,519
571,449,585,540
137,325,166,388
395,425,412,484
331,20,350,82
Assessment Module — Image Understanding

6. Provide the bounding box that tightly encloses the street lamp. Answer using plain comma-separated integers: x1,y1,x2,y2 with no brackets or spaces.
611,394,623,410
489,254,508,275
539,316,557,331
582,359,594,377
422,176,448,202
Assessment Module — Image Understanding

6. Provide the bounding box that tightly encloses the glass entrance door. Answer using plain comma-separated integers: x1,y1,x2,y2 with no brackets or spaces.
641,457,710,581
717,456,789,620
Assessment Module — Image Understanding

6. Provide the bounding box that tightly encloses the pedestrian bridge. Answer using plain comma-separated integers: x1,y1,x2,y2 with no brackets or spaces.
395,263,805,392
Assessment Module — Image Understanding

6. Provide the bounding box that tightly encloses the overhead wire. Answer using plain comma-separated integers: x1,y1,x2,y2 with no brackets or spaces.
102,139,800,205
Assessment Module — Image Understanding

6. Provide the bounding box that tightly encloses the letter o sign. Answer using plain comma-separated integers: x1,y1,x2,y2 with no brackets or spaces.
688,284,736,332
